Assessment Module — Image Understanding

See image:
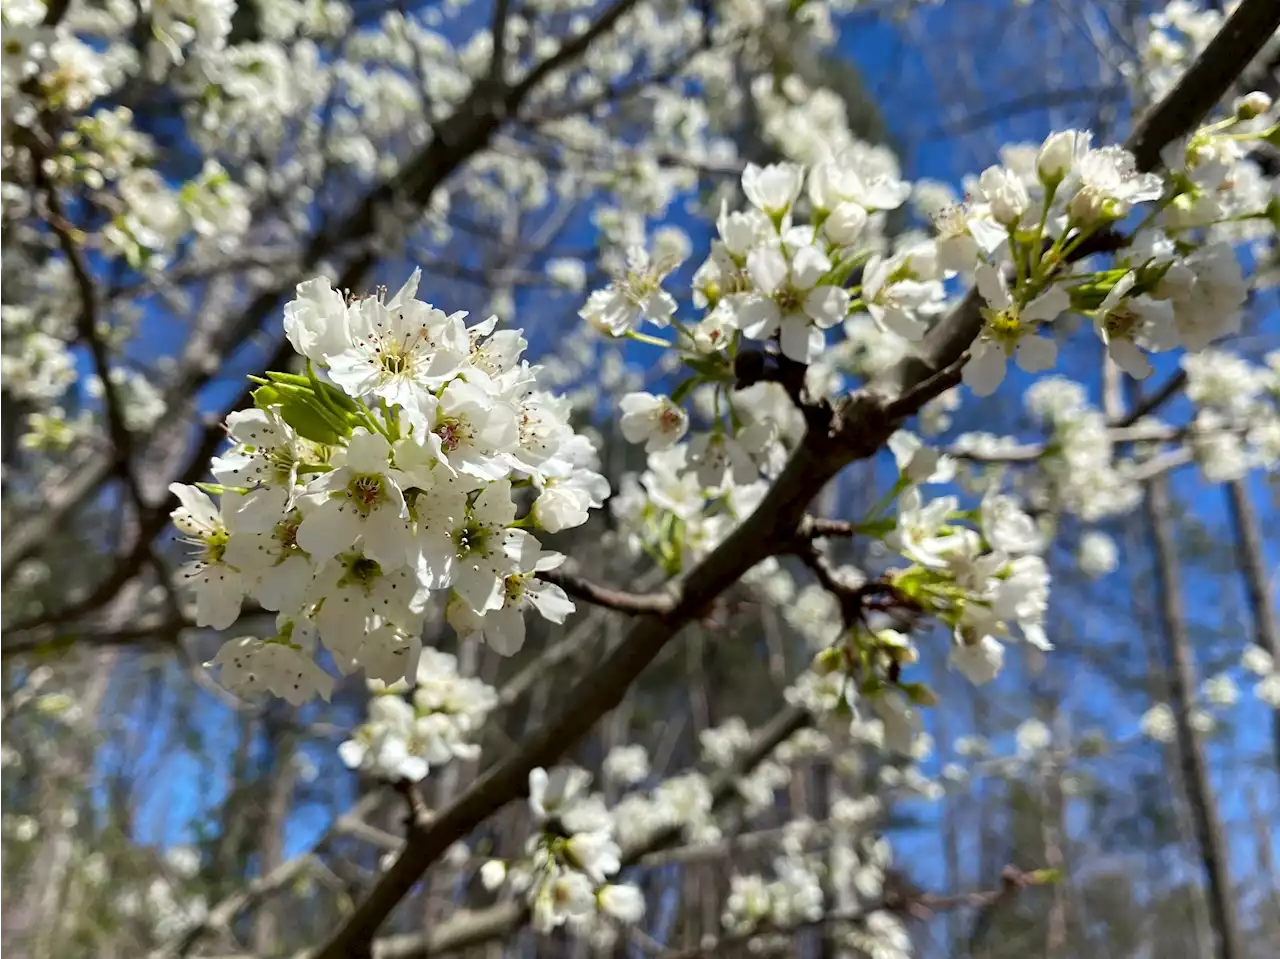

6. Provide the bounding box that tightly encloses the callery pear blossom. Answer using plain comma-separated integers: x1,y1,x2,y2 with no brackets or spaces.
1093,272,1177,378
963,265,1069,396
326,291,470,407
619,392,689,450
170,483,249,630
741,162,804,216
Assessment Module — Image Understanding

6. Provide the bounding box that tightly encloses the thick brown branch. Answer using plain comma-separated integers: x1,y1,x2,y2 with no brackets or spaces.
1125,0,1280,172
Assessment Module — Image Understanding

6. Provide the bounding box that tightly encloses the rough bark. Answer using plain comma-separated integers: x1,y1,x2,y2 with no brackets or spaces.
1144,476,1243,959
250,710,298,955
1224,479,1280,769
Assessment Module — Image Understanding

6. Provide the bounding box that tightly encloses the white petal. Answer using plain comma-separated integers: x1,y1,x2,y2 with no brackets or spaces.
975,264,1011,310
746,247,788,296
789,246,832,289
484,606,527,656
338,740,367,769
738,296,781,340
1108,338,1153,378
453,565,504,614
528,582,575,624
1023,285,1070,324
878,306,928,341
345,430,394,472
1015,335,1057,373
386,268,422,309
962,342,1007,396
296,499,363,559
779,316,823,364
967,217,1008,255
803,285,850,329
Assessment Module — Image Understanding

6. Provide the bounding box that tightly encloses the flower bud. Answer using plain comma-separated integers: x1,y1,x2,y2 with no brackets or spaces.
480,860,507,891
1234,91,1272,120
1036,129,1089,186
598,884,646,923
977,166,1028,226
741,162,804,217
822,201,868,245
814,646,845,676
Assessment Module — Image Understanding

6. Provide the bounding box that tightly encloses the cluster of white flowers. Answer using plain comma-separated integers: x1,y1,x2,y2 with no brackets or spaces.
15,0,1280,955
581,105,1275,658
722,853,824,936
1241,645,1280,709
1019,377,1143,520
0,304,77,403
1182,350,1280,481
339,648,497,782
481,767,644,936
1141,692,1224,743
948,129,1258,392
173,270,611,699
891,487,1051,677
722,825,908,959
609,383,800,573
699,718,792,815
779,465,1051,757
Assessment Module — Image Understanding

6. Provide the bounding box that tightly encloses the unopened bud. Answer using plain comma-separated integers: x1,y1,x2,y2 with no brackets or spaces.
1235,91,1272,120
813,646,845,676
480,860,507,891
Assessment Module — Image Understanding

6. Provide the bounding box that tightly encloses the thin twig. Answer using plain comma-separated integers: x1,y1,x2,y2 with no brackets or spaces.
536,568,677,616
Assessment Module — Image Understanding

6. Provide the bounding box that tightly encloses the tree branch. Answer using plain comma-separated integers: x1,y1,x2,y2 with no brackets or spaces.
505,0,644,109
151,793,384,959
536,568,677,615
30,145,147,518
1116,369,1188,427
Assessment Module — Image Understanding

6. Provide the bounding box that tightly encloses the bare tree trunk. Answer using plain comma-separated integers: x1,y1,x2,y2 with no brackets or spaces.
250,708,297,955
1225,478,1280,769
1144,475,1243,959
1246,783,1280,942
1040,706,1069,959
1121,513,1214,957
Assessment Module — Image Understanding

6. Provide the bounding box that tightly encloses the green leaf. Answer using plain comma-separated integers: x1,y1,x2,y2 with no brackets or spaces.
683,356,732,382
670,376,700,405
819,250,868,288
306,366,362,413
1028,868,1064,885
252,384,284,410
266,369,359,412
899,681,938,707
271,385,350,445
265,371,313,389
